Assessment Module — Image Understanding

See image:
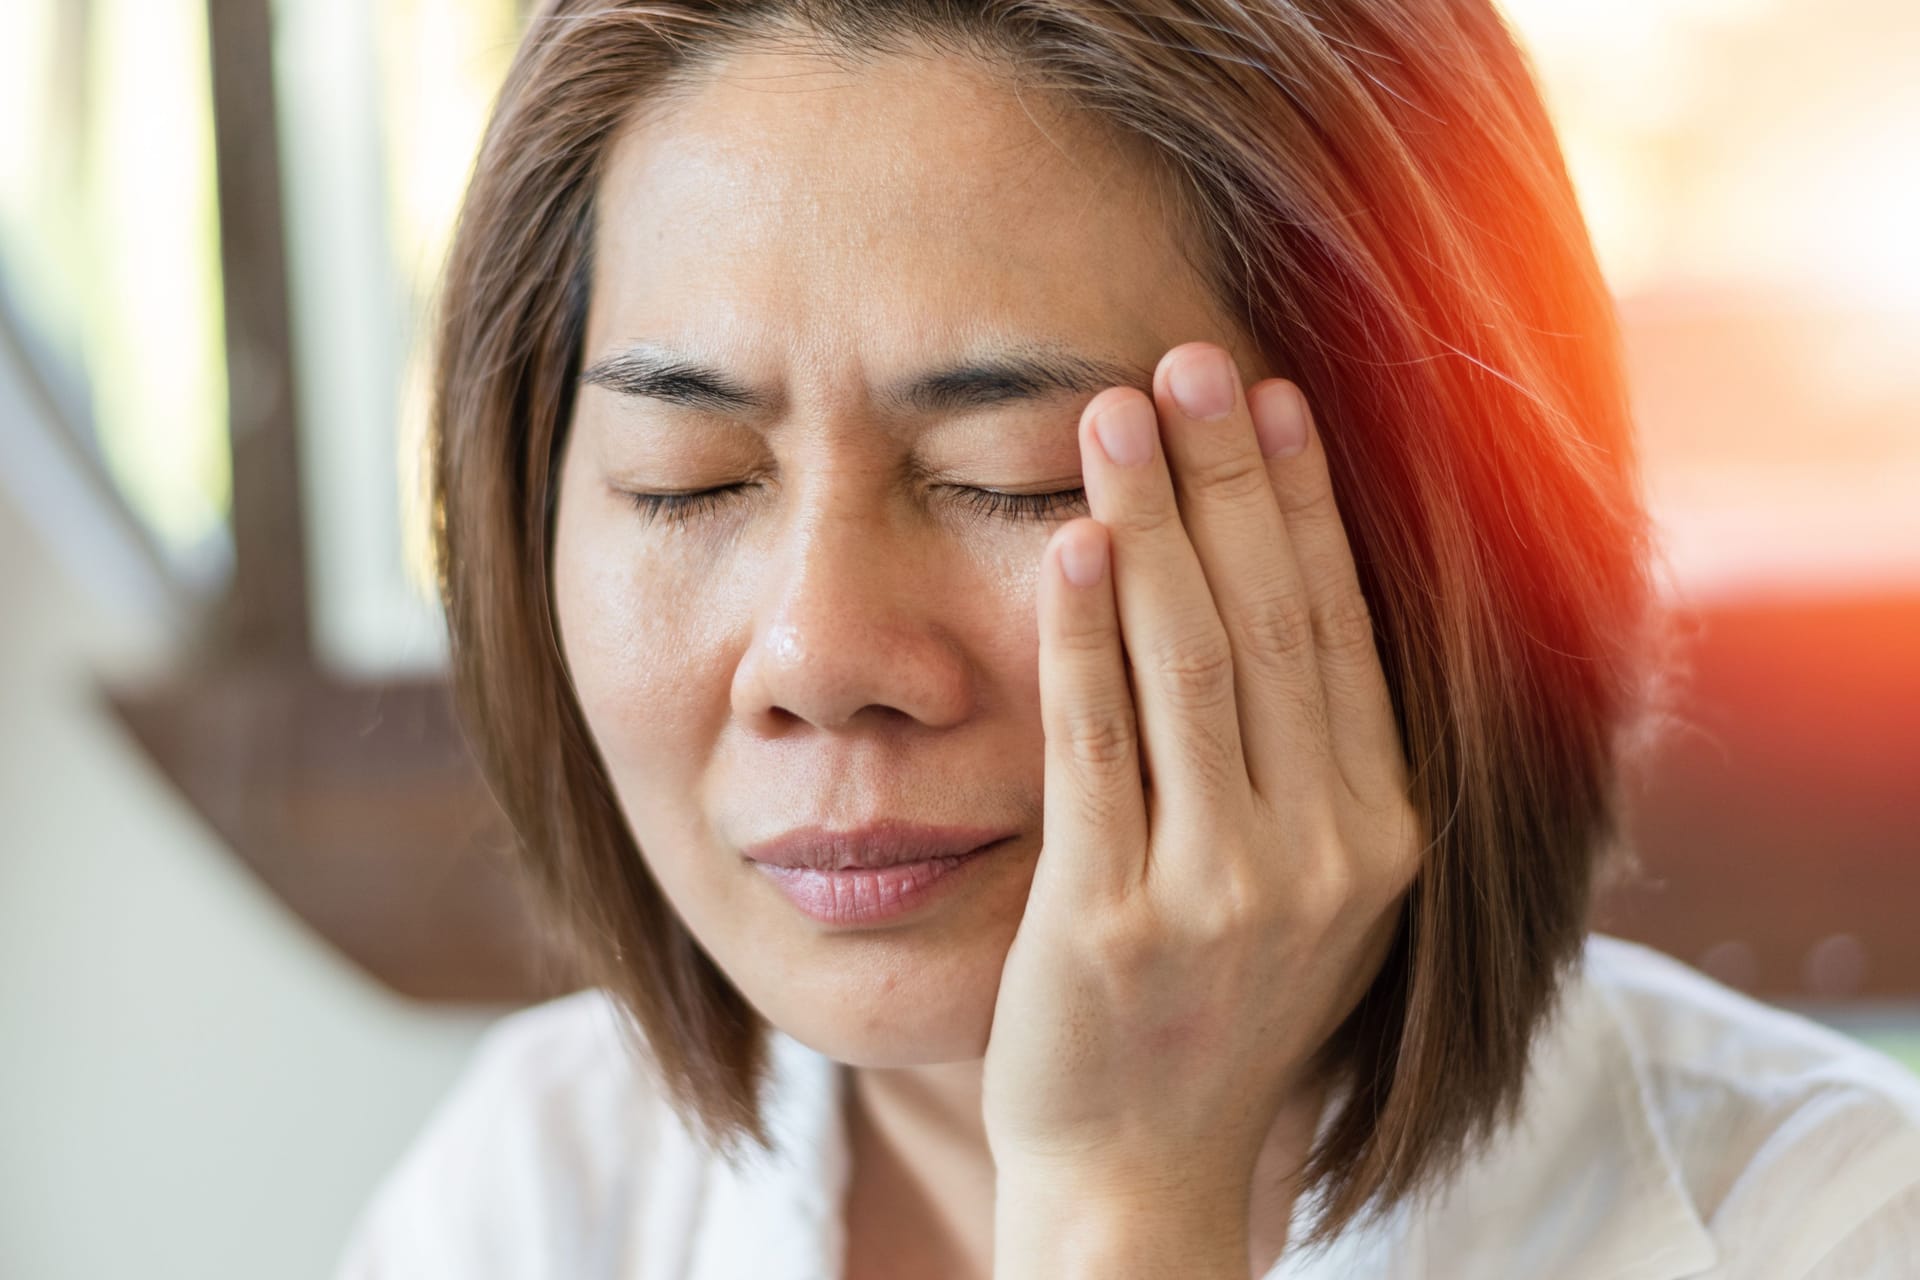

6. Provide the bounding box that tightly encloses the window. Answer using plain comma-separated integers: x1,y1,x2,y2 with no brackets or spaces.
4,0,1913,1006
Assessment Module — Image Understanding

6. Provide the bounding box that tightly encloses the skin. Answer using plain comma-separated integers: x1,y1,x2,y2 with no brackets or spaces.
551,41,1421,1280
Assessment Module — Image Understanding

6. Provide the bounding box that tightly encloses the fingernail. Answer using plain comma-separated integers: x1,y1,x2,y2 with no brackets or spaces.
1251,382,1308,458
1168,347,1237,421
1094,397,1158,467
1060,529,1107,587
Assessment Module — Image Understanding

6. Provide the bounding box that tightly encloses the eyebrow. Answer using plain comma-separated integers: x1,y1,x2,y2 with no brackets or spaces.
576,339,1153,419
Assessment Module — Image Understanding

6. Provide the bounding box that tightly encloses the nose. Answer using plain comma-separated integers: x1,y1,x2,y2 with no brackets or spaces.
730,499,975,735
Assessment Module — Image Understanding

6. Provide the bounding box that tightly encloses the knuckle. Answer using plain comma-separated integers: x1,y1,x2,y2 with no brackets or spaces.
1148,628,1237,714
1317,591,1379,662
1238,589,1318,668
1082,905,1160,976
1294,853,1357,924
1192,861,1275,939
1117,495,1184,540
1058,699,1138,774
1275,471,1337,524
1049,602,1116,656
1183,447,1272,505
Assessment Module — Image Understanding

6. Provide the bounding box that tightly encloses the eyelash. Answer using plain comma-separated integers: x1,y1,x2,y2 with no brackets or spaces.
625,483,1090,527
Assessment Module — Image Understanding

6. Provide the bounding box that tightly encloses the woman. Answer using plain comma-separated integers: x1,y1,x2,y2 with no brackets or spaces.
337,1,1920,1276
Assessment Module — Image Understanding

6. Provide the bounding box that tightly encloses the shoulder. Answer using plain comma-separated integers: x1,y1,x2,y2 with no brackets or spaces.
1582,933,1920,1276
1582,933,1920,1160
1394,934,1920,1279
330,988,674,1280
1585,933,1920,1099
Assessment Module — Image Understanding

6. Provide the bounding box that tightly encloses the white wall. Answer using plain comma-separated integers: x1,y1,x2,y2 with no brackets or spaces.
0,352,500,1279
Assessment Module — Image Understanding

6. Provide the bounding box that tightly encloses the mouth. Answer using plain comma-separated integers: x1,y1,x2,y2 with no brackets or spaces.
745,827,1018,928
740,819,1020,872
737,821,1021,932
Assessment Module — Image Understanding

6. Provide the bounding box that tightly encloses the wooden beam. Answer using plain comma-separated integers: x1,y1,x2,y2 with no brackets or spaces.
101,664,569,1004
203,0,310,662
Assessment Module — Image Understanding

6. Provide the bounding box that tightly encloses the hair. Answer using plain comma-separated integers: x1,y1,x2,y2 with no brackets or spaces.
428,0,1682,1254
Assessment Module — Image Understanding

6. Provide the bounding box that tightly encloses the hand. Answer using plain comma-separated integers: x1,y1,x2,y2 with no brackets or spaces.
982,341,1426,1208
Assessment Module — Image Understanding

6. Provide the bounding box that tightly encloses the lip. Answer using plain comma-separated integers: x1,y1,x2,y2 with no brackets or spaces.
741,820,1017,870
742,820,1019,927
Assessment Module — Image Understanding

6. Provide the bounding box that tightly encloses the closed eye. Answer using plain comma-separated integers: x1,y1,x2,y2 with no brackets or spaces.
949,486,1090,523
622,483,1089,527
623,484,750,525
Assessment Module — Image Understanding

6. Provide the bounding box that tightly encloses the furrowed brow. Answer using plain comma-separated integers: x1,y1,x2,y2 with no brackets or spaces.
892,345,1150,414
577,347,770,414
576,340,1151,420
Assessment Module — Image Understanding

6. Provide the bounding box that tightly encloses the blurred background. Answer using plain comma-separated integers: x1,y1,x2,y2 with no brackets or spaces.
0,0,1915,1276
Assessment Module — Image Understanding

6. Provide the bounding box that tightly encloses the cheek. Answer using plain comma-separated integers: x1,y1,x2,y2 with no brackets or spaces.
959,533,1047,710
553,515,724,779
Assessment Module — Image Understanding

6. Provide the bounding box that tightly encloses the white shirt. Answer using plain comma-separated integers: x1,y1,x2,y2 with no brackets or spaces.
332,934,1920,1278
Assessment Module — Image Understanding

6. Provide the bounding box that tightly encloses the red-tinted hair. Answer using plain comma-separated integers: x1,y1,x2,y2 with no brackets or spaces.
429,0,1680,1250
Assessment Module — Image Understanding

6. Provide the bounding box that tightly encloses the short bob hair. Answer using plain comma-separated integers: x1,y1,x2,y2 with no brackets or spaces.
429,0,1680,1252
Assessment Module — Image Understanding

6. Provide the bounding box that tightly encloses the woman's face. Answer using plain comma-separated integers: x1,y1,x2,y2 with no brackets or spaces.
552,44,1273,1068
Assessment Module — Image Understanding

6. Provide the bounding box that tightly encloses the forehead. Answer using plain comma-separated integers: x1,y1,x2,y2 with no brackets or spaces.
585,42,1226,364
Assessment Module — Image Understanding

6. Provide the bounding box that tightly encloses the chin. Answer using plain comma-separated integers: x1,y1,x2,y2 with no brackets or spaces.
748,932,1009,1069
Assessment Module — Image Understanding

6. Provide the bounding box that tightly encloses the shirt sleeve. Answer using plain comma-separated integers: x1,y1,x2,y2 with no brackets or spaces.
327,995,649,1280
1702,1075,1920,1279
328,1021,529,1280
1796,1178,1920,1279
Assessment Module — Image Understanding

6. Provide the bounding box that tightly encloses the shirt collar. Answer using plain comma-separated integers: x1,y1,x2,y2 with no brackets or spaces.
684,938,1722,1280
681,1024,852,1280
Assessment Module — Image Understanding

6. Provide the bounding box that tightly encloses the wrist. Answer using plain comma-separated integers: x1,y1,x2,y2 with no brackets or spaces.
992,1170,1252,1279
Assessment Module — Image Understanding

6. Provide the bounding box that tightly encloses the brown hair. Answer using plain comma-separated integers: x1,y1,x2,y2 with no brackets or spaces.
429,0,1678,1252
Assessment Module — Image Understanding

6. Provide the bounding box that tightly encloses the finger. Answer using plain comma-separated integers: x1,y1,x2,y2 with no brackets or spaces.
1078,386,1249,840
1035,517,1147,907
1152,341,1330,811
1246,379,1407,807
